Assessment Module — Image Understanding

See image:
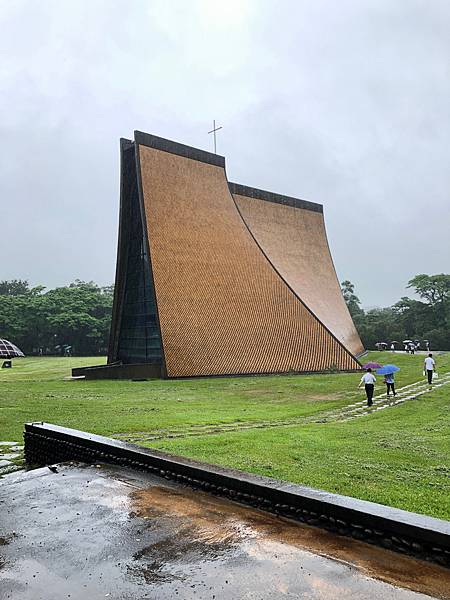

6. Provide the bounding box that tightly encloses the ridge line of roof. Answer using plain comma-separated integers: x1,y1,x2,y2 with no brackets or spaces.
229,182,323,213
134,131,225,168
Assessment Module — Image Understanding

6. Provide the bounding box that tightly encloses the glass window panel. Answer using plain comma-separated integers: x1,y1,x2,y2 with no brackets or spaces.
116,157,162,365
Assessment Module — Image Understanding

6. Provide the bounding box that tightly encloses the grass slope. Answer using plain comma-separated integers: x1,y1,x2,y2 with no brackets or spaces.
1,352,449,519
148,387,450,520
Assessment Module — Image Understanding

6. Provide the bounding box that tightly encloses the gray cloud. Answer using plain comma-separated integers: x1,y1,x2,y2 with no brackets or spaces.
1,0,449,306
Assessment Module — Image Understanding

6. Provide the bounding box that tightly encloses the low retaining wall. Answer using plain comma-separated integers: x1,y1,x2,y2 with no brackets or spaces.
24,422,450,568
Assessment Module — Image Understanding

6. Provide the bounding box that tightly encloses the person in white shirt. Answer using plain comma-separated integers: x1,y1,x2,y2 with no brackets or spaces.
358,368,376,406
424,353,436,385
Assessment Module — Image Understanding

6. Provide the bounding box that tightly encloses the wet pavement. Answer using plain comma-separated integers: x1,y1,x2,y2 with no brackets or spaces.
1,463,449,600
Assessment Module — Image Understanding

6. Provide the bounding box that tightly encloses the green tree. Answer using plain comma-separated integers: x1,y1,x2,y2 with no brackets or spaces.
341,280,364,318
42,281,114,354
407,274,450,330
407,274,450,306
339,277,450,350
0,279,30,296
0,280,113,355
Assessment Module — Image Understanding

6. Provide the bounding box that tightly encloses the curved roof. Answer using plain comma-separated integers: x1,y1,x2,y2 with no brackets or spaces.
134,133,360,377
230,184,364,357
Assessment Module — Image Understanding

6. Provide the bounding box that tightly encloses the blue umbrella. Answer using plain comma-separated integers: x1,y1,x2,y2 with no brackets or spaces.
376,364,400,375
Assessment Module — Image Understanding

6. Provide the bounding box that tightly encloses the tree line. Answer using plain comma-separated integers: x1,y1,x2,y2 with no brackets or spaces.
0,280,113,355
341,274,450,350
0,274,448,356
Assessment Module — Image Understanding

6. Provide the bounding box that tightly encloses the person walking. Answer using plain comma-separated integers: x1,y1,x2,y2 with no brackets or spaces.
358,368,376,407
390,343,395,352
384,372,396,397
424,353,436,385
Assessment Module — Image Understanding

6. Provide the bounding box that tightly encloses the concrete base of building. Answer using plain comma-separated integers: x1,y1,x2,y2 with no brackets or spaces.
71,362,162,380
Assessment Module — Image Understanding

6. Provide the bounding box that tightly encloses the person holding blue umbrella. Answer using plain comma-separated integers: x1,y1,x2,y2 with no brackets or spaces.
384,373,396,397
376,364,400,397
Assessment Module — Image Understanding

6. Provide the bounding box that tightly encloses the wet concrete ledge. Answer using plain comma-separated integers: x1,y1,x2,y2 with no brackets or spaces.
24,422,450,568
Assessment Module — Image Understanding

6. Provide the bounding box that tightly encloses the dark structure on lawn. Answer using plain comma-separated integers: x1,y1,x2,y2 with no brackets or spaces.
74,132,363,379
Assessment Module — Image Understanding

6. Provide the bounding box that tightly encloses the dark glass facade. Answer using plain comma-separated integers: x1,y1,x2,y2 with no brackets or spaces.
115,145,162,364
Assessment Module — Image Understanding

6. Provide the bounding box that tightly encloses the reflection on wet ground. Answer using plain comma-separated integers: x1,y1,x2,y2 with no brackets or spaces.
1,463,449,600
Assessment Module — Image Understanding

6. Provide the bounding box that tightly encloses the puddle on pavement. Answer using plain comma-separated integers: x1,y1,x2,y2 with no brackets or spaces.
132,484,450,599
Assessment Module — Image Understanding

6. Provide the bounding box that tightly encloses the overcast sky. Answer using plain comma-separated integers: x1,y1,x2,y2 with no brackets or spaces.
1,0,449,307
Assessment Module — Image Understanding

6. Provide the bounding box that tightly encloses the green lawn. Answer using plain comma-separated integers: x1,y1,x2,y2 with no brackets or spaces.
1,352,449,519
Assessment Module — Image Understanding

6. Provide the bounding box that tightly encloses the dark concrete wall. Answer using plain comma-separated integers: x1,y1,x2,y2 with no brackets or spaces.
72,362,161,380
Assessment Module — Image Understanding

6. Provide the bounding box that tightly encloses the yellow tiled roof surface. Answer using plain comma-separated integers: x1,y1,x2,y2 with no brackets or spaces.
139,145,359,377
234,194,364,357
